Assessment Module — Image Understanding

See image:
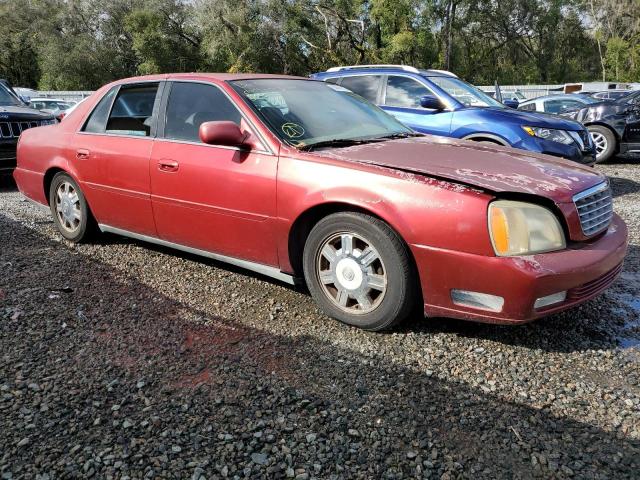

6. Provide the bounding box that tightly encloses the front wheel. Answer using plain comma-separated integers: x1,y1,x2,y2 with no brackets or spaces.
588,125,617,163
49,172,97,243
302,212,418,331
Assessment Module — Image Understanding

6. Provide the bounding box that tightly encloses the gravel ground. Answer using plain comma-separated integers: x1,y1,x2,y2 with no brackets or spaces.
1,159,639,480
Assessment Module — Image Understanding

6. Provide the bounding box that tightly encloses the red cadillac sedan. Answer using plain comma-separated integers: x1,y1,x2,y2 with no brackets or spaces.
14,74,628,331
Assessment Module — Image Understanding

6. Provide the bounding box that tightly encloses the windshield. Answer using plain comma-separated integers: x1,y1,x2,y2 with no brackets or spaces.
230,79,412,148
428,76,503,108
0,85,22,107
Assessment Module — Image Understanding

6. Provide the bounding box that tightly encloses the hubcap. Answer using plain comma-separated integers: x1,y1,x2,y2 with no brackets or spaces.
316,232,387,314
55,181,81,233
590,131,608,157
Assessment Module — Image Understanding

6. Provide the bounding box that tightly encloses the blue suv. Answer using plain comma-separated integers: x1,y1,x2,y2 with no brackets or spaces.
311,65,595,165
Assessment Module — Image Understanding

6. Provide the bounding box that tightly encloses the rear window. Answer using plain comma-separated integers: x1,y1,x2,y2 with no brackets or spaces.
105,84,159,137
83,87,118,134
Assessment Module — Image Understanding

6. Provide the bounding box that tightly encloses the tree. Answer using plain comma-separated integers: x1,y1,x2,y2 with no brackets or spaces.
0,0,635,89
125,0,203,74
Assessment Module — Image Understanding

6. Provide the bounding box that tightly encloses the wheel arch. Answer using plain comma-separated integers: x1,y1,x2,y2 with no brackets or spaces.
461,133,510,146
43,167,68,205
584,122,621,141
287,201,418,282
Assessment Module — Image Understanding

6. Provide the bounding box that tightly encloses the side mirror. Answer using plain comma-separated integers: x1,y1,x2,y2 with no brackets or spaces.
420,95,444,110
199,121,247,147
503,99,519,109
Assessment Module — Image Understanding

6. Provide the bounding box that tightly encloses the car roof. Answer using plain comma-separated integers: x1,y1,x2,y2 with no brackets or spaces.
319,65,458,78
111,73,310,85
595,89,633,93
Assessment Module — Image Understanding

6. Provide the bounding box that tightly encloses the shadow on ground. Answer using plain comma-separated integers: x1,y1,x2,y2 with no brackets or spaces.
609,175,640,199
94,227,639,355
1,213,638,479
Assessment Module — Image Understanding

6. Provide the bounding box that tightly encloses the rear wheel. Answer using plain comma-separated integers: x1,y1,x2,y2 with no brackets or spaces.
302,212,417,331
588,125,616,163
49,172,97,243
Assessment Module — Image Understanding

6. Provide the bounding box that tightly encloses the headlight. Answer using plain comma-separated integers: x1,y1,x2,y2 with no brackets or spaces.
522,126,574,145
488,200,566,256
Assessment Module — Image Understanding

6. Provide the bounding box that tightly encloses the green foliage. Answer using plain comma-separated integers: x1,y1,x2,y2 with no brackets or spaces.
0,0,635,89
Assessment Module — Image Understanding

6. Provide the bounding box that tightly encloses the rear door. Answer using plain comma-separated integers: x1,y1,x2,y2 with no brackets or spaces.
380,75,453,136
149,80,279,266
622,94,640,144
72,82,162,235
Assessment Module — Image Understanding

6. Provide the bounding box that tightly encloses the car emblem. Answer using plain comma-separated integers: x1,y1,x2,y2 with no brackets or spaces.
281,122,305,138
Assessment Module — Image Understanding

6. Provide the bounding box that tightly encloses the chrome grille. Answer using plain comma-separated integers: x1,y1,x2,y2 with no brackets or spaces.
573,182,613,236
0,119,52,139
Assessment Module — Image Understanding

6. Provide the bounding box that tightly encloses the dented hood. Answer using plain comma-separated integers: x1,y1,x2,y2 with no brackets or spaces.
319,135,605,204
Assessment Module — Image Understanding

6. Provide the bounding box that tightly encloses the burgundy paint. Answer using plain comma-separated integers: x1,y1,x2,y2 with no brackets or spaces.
12,73,629,325
199,121,246,147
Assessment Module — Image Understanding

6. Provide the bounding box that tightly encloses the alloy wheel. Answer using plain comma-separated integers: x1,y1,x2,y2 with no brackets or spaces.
55,181,82,233
315,232,387,314
590,131,608,157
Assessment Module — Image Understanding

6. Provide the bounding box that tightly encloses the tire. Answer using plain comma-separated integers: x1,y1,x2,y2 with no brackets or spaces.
588,125,617,163
48,172,97,243
302,212,418,331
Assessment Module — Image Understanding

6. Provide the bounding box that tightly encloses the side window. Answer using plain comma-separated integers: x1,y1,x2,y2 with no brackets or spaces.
83,87,118,133
384,76,433,108
339,75,381,103
545,99,580,114
105,83,159,137
164,82,242,143
519,103,536,111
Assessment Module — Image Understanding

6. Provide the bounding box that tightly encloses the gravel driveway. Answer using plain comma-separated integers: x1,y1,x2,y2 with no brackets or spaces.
1,159,639,479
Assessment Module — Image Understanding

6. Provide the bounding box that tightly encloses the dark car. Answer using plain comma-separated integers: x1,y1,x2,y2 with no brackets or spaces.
311,65,596,166
0,80,56,176
13,73,627,330
562,90,640,162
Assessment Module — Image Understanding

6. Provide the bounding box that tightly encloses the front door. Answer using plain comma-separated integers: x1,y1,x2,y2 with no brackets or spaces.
71,82,161,236
150,81,279,266
380,75,453,136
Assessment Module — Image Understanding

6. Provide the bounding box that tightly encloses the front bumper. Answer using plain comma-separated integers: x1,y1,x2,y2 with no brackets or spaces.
518,135,596,166
412,214,628,324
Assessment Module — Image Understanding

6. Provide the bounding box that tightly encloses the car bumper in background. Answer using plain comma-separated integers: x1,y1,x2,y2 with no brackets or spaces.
539,143,596,166
0,141,17,172
517,134,596,166
412,214,628,324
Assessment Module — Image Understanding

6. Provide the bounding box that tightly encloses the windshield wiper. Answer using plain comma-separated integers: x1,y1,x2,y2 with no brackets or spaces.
374,132,422,140
299,138,380,151
299,132,421,151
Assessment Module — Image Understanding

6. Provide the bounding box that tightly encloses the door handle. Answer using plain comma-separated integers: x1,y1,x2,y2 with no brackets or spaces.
76,149,90,160
158,159,179,172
